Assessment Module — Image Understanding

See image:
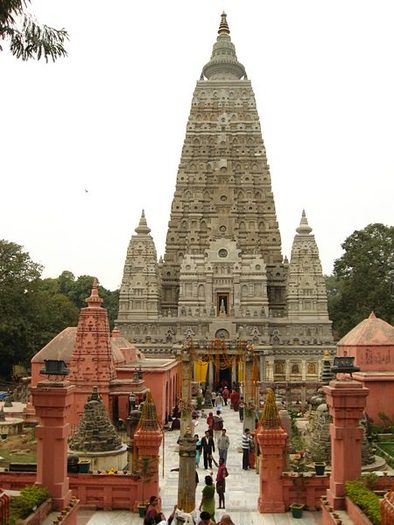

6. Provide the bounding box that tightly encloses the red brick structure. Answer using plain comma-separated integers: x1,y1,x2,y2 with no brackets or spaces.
256,388,288,512
67,279,116,422
323,380,368,510
336,312,394,423
31,380,75,511
29,281,179,426
0,489,10,525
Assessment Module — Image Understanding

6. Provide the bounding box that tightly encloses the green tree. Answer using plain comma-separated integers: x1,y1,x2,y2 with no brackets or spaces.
0,241,79,379
53,271,119,329
328,223,394,338
0,0,68,61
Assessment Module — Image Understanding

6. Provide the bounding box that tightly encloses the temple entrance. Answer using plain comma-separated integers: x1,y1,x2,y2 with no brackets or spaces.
218,365,231,389
217,292,229,315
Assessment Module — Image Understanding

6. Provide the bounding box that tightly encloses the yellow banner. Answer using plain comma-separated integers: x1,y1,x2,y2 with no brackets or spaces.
194,361,208,383
238,360,244,382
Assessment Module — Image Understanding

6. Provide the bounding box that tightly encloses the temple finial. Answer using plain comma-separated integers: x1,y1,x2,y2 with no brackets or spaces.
218,12,230,35
135,209,151,235
86,278,103,308
296,209,312,235
202,12,245,80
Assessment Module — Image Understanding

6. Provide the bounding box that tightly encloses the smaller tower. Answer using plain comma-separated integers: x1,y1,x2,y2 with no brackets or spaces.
118,211,161,323
286,211,330,320
68,279,116,423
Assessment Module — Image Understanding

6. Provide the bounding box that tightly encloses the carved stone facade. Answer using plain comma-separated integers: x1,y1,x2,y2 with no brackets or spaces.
117,13,335,384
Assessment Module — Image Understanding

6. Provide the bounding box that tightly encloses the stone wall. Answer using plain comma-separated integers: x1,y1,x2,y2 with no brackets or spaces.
0,471,156,511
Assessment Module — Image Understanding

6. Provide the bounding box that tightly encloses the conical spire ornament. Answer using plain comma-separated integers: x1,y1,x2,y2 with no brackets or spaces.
296,209,313,235
86,278,103,308
0,406,5,422
260,388,281,429
135,210,151,235
202,12,246,80
68,387,122,452
136,390,160,432
218,11,230,35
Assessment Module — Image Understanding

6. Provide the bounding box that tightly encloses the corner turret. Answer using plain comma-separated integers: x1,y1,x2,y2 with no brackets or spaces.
117,211,161,323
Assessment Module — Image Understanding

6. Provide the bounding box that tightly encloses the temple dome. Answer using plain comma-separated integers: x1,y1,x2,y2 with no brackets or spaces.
32,327,142,365
202,13,246,80
338,312,394,346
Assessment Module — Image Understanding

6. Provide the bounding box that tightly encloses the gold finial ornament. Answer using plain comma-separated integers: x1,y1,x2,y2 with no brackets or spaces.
218,12,230,35
260,388,281,429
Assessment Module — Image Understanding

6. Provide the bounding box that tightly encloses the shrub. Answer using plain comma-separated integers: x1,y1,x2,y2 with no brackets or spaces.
10,485,50,524
345,480,381,525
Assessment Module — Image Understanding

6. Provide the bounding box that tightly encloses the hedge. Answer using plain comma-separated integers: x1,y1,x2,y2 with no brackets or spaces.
345,480,381,525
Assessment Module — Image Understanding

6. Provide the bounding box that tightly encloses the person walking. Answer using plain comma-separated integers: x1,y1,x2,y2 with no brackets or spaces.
241,428,252,470
215,458,229,509
222,387,230,406
212,410,223,441
201,430,215,469
238,398,245,422
217,429,230,463
195,434,202,467
206,412,214,436
211,391,217,407
199,475,216,523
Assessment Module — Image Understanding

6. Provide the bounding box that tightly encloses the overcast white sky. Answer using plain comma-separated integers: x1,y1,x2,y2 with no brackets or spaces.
1,1,393,290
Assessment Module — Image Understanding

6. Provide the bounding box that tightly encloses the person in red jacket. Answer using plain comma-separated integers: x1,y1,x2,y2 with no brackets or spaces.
215,458,229,509
222,387,230,406
206,411,214,436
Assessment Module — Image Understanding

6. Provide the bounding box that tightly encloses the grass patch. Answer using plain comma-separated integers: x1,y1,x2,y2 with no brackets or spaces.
0,429,37,467
377,442,394,458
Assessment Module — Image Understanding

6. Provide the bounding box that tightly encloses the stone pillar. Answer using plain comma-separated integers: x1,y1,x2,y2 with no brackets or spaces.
31,380,75,510
177,431,196,513
176,344,197,513
232,359,237,385
243,349,256,432
179,348,193,438
134,428,162,502
256,388,287,513
324,380,369,510
259,354,265,382
208,361,214,390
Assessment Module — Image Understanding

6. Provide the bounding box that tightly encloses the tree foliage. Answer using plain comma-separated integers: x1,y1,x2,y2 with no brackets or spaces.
0,0,68,61
0,240,119,380
327,223,394,338
46,271,119,329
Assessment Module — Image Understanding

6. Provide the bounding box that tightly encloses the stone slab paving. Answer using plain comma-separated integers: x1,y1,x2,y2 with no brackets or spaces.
59,402,322,524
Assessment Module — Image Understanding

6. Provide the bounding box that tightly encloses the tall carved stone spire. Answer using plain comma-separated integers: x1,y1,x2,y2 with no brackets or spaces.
286,210,331,323
159,12,283,317
116,14,335,383
118,211,160,321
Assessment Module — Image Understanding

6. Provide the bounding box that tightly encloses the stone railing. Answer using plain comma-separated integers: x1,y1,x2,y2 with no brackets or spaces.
0,471,153,512
381,491,394,525
282,472,329,510
68,472,148,511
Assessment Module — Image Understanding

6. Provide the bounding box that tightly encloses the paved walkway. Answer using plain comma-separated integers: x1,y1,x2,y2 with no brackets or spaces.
45,403,322,524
